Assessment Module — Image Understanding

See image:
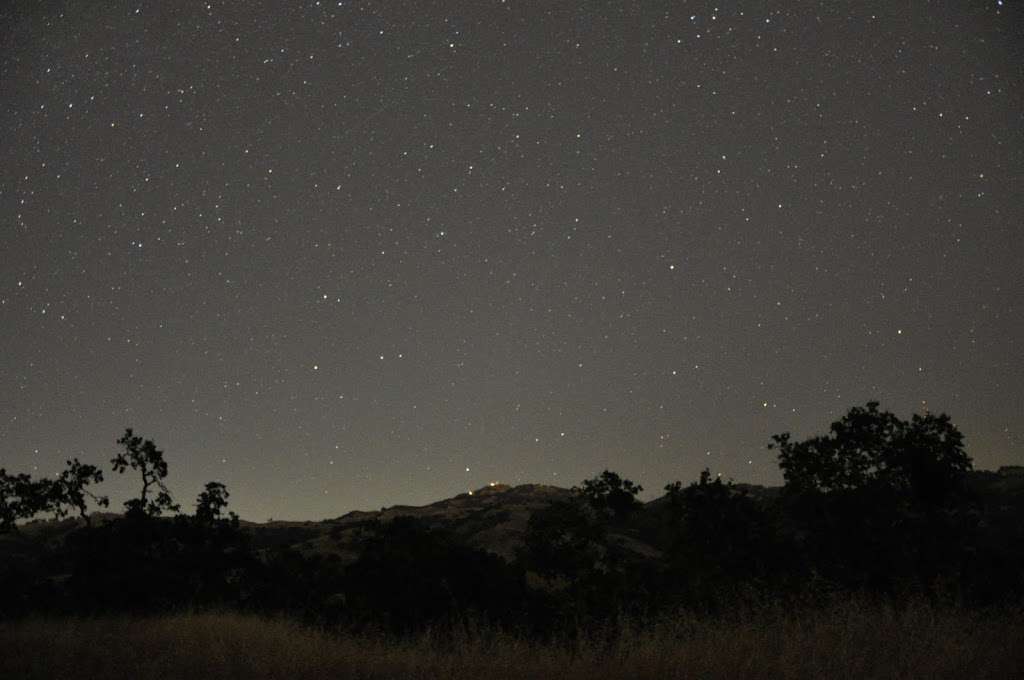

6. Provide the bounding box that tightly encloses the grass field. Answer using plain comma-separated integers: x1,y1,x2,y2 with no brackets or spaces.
1,601,1021,679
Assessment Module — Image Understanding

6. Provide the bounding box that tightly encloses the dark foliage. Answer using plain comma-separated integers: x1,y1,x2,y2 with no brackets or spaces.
111,429,179,518
48,459,109,526
573,470,644,521
195,481,236,525
521,481,664,625
343,516,528,631
61,512,256,613
661,470,791,603
2,460,109,533
520,498,607,580
769,401,972,507
768,402,981,596
0,469,41,532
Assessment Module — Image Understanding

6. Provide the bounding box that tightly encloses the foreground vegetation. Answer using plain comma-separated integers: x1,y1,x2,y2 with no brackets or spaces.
2,602,1021,680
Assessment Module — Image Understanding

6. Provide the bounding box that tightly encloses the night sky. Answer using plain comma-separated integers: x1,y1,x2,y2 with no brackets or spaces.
2,2,1021,521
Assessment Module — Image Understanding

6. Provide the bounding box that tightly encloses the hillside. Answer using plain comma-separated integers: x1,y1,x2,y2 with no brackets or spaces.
249,483,574,563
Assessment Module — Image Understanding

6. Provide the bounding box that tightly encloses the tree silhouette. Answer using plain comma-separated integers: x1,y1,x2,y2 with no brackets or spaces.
48,459,109,526
769,402,976,592
520,498,607,579
663,469,780,595
0,469,42,532
769,401,972,505
345,516,526,631
573,470,644,520
111,429,179,517
195,481,236,525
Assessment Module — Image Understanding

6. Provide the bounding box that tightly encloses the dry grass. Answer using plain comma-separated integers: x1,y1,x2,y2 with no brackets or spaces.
1,601,1021,679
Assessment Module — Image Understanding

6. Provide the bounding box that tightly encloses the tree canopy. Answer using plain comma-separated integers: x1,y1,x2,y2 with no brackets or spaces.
111,428,179,517
769,401,972,505
573,469,644,520
195,481,235,525
49,459,109,525
0,469,40,532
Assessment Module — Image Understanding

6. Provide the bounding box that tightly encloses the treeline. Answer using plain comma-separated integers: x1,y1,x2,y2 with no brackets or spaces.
1,403,1022,634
